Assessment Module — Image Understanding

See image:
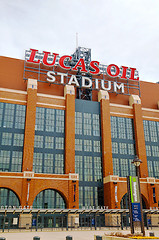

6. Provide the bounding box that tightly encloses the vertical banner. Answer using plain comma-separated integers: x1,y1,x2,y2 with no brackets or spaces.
129,176,141,222
152,187,157,204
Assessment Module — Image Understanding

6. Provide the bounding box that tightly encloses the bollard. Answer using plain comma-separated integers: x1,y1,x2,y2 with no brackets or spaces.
66,236,72,240
96,236,102,240
33,237,40,240
149,232,155,237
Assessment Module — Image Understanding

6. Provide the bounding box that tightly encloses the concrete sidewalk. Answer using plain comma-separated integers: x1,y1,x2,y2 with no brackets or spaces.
0,229,159,240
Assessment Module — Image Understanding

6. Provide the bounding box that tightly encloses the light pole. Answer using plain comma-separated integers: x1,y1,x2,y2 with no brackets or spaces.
132,155,145,236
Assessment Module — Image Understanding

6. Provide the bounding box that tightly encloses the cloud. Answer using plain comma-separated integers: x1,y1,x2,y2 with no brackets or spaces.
0,0,159,82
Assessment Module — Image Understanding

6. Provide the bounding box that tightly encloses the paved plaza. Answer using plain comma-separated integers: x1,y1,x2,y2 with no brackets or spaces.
0,229,159,240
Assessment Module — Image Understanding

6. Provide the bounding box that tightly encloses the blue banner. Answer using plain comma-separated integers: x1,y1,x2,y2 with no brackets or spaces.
132,202,141,222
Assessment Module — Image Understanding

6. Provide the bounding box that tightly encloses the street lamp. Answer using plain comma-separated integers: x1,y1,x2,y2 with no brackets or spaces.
131,155,145,236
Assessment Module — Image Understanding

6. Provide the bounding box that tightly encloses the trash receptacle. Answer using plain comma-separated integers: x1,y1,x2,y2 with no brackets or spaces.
0,238,6,240
149,232,155,237
66,236,72,240
96,236,102,240
33,237,40,240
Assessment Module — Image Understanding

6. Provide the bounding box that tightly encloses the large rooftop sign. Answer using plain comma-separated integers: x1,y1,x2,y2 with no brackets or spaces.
24,48,140,96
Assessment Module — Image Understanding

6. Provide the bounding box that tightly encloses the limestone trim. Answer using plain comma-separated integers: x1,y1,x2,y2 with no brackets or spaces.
0,88,27,95
110,103,133,109
110,112,133,117
142,116,159,121
142,107,159,113
0,98,27,104
36,102,65,109
37,93,65,100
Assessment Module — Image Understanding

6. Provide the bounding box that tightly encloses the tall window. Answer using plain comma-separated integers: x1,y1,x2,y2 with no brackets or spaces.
75,99,103,208
33,107,65,174
111,116,136,177
143,120,159,178
0,103,26,172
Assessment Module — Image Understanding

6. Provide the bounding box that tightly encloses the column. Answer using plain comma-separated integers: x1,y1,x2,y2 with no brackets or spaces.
129,95,148,178
98,90,113,177
64,85,75,174
22,79,37,172
98,90,114,208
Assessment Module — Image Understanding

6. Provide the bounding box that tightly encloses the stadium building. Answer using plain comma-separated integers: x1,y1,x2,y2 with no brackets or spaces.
0,47,159,215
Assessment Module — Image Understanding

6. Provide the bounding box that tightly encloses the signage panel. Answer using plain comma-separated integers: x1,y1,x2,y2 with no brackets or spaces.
132,203,141,222
24,48,141,96
129,176,140,203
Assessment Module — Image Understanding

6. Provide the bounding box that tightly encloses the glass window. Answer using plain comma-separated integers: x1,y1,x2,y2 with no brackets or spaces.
119,143,127,155
118,118,126,139
112,142,118,154
33,189,65,209
126,118,134,140
84,156,92,181
79,186,83,208
3,103,15,128
34,135,44,148
13,133,24,147
75,112,82,135
75,139,82,151
54,154,64,174
44,136,54,149
56,110,64,133
120,158,129,177
94,157,102,181
55,137,64,150
83,113,91,136
44,154,53,173
11,151,22,172
113,158,119,176
0,188,20,207
75,156,83,181
46,108,55,132
0,150,10,171
93,141,101,153
84,186,93,207
33,153,43,173
84,140,92,152
1,132,12,146
149,121,158,142
35,107,45,131
143,120,150,142
146,145,151,157
111,116,117,139
93,114,100,136
152,146,159,157
0,102,4,127
128,144,135,155
154,161,159,178
129,159,136,176
147,161,153,177
15,105,26,129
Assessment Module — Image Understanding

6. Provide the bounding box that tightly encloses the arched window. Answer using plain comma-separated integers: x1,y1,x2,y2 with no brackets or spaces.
0,188,20,207
120,193,147,209
33,189,66,209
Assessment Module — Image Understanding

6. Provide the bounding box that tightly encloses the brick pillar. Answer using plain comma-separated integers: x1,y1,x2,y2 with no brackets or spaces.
147,178,159,208
64,85,75,174
22,79,37,172
98,90,114,208
129,95,148,178
98,90,113,177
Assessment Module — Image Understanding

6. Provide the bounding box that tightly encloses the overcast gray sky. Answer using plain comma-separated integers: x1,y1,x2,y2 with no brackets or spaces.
1,0,159,83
